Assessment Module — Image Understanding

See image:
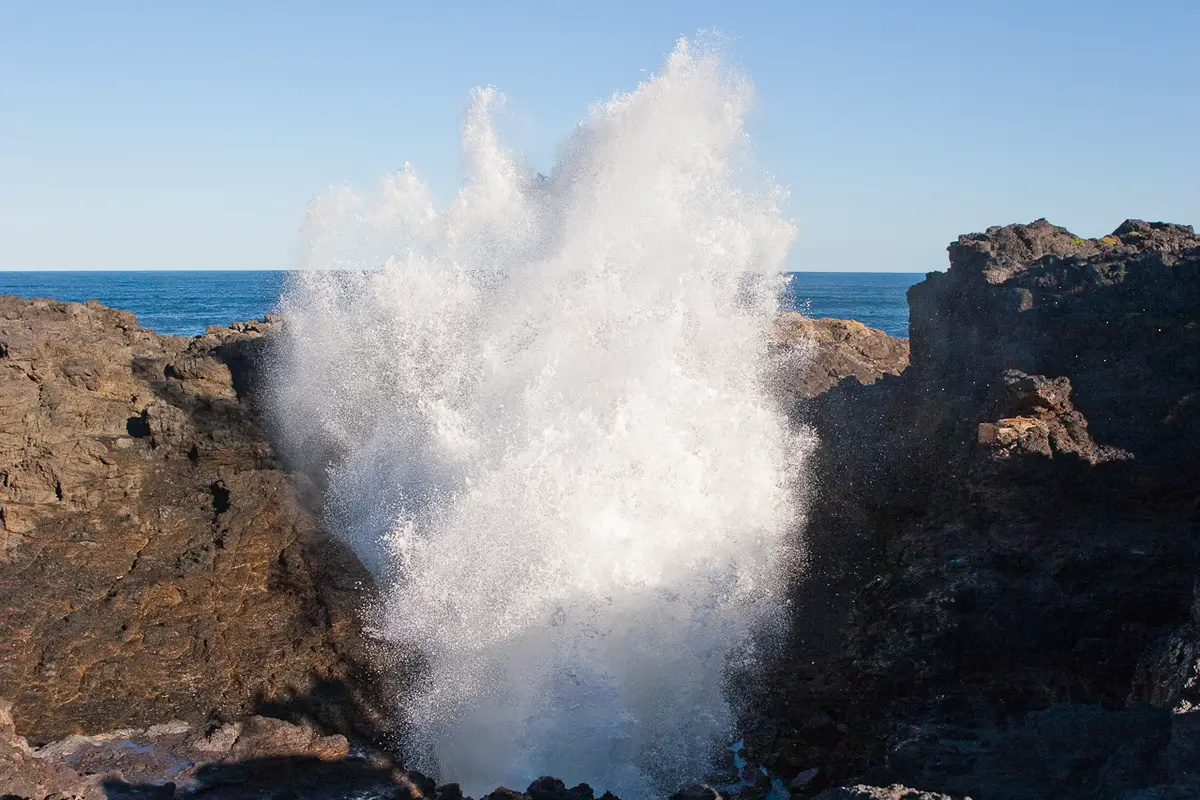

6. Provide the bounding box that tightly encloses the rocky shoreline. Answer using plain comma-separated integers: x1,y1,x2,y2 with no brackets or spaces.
2,218,1197,799
756,219,1200,799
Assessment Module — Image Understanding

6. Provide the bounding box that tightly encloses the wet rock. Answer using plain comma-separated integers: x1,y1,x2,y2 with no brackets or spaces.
813,786,965,800
0,700,100,800
771,314,909,404
224,715,349,761
1134,587,1200,713
435,783,467,800
472,783,606,800
669,784,722,800
764,219,1200,798
525,776,599,800
395,769,437,799
0,707,382,800
788,766,820,791
482,789,529,800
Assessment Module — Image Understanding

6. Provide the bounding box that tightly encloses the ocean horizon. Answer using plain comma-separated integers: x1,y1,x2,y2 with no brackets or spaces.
0,270,922,339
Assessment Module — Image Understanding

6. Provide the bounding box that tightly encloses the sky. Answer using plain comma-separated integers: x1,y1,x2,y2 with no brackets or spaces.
1,1,1196,272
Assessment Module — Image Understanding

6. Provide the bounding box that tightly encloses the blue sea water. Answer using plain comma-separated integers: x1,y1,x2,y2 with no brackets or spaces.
782,272,921,338
0,271,924,339
0,271,289,338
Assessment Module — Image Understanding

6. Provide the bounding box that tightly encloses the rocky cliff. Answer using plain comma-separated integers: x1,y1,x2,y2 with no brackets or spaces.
763,220,1200,799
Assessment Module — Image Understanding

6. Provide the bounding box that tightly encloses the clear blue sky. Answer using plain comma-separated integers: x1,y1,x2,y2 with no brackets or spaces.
1,1,1196,272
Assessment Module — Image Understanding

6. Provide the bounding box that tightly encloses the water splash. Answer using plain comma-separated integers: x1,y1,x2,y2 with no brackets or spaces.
273,38,809,798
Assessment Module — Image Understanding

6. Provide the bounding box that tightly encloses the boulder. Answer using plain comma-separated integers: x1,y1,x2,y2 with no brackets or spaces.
771,313,909,403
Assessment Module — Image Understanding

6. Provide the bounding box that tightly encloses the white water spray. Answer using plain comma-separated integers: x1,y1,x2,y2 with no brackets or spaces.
274,39,809,798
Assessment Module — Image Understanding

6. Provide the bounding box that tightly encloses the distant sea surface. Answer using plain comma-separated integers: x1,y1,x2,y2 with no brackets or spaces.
0,271,923,339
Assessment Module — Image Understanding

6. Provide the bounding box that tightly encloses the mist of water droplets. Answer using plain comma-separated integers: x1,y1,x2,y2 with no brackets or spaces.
273,38,809,798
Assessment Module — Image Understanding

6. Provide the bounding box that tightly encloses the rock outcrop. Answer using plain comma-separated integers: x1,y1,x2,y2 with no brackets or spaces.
772,314,910,402
0,299,386,744
764,220,1200,799
0,699,372,800
2,698,618,800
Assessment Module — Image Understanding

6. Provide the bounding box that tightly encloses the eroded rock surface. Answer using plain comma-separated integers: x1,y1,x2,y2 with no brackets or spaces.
0,299,384,744
771,314,909,403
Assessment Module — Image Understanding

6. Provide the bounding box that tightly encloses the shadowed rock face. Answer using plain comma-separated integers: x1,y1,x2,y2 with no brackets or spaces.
0,298,386,745
762,220,1200,799
909,218,1200,488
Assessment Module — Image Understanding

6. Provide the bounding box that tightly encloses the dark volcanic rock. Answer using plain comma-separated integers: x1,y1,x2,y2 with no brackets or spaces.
669,785,722,800
0,298,386,744
765,219,1200,799
975,370,1131,464
908,218,1200,487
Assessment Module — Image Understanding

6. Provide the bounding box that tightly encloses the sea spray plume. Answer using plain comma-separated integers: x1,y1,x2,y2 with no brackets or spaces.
273,38,810,798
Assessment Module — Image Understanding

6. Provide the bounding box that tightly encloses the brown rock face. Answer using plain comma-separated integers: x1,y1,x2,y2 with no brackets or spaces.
772,314,909,402
0,298,382,744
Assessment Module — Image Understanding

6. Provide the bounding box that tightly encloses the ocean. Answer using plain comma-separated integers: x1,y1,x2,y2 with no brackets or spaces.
0,271,922,339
